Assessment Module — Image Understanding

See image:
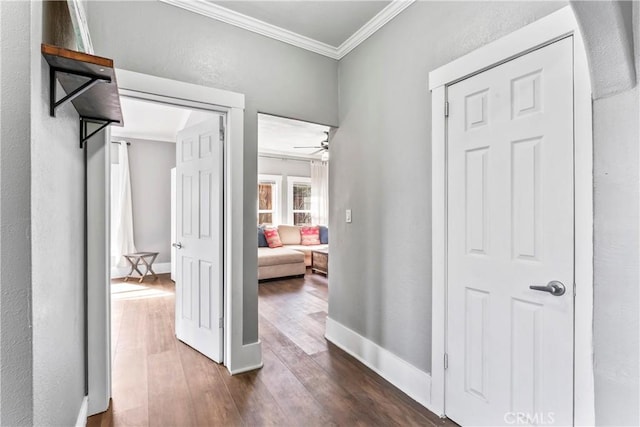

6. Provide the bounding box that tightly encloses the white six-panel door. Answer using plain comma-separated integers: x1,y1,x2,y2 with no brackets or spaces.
446,37,574,426
175,117,224,363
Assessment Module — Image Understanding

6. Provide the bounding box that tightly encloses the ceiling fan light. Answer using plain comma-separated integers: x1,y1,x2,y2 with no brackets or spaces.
321,151,329,162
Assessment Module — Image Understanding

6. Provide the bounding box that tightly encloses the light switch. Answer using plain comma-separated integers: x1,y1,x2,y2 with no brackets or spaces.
345,209,352,223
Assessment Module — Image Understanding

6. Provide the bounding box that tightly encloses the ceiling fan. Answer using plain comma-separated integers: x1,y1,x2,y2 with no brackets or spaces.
294,131,329,155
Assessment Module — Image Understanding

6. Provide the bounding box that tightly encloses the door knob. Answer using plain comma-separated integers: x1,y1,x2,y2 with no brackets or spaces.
529,280,566,296
172,242,183,249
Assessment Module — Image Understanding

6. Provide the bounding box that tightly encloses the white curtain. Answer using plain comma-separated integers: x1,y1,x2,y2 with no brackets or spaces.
113,142,137,267
310,160,329,225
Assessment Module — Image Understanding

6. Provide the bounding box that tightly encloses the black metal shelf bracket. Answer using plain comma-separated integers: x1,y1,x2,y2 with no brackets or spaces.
48,67,117,148
80,117,117,149
43,44,123,150
49,67,111,118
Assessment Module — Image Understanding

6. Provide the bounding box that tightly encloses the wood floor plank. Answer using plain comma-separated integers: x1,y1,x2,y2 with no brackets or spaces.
259,281,329,355
215,363,290,426
115,298,147,352
89,272,454,426
145,302,174,356
259,347,337,426
312,346,438,426
177,342,244,427
259,315,384,426
111,348,148,421
147,349,196,427
323,342,457,426
110,407,148,427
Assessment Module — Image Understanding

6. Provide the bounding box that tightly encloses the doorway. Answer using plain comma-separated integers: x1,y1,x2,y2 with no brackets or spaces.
428,6,594,425
446,37,573,426
87,69,249,416
256,113,332,355
109,97,215,279
109,94,224,359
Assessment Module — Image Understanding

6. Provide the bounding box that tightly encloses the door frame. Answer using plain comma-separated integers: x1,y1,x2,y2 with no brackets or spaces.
88,69,254,415
428,6,594,425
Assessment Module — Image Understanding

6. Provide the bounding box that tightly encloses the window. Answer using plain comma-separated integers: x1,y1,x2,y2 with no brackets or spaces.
287,177,312,225
258,175,281,225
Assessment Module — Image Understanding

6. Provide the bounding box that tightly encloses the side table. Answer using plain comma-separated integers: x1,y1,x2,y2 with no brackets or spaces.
311,248,328,276
123,252,159,283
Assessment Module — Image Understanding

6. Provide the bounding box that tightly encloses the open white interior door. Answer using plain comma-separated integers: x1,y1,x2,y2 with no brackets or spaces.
446,37,574,426
174,115,224,363
170,167,176,281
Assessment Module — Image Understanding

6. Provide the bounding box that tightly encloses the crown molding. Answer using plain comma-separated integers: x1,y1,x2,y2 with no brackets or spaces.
160,0,414,60
337,0,415,59
160,0,339,59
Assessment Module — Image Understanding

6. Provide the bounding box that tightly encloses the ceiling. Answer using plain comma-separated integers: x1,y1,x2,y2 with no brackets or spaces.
258,113,331,158
111,97,212,142
212,1,390,47
161,0,413,59
112,99,330,158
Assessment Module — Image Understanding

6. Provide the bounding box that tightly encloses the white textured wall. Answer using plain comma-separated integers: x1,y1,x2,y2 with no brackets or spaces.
0,1,33,425
590,2,640,425
30,2,86,425
1,2,87,424
571,0,636,99
87,0,339,343
331,1,566,373
592,85,639,426
112,139,176,263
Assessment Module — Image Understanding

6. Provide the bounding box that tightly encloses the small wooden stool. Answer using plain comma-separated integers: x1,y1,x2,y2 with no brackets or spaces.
123,252,159,283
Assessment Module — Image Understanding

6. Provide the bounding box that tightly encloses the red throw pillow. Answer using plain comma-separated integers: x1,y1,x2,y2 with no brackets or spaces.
300,225,321,246
263,227,283,248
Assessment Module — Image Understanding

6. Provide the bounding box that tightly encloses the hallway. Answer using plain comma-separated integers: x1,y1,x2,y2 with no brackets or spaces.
88,273,452,426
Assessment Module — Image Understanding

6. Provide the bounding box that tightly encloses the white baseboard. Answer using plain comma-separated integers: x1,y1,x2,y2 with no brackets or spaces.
111,262,171,279
153,262,171,274
75,396,88,427
325,317,434,411
227,340,263,375
229,361,264,375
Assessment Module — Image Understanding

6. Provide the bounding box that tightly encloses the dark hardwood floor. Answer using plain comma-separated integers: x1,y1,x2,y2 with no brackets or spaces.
88,272,454,426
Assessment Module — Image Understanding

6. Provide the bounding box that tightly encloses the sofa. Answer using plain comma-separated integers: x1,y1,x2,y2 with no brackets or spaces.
258,224,328,281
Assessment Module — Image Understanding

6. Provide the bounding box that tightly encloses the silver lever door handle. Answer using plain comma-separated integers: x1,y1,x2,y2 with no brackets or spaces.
529,280,566,296
172,242,183,249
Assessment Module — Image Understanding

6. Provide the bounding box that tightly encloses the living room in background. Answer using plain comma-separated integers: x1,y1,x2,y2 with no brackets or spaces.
257,112,331,231
256,112,333,359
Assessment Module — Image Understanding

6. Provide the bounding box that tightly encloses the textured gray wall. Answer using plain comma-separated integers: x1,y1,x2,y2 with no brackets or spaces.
591,2,639,424
1,1,86,424
593,85,639,426
1,1,634,425
572,1,636,98
330,1,565,373
31,1,86,424
0,1,34,425
112,139,176,264
87,1,339,344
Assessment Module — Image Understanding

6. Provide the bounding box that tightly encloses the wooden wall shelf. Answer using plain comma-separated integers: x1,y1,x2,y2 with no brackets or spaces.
41,43,123,148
